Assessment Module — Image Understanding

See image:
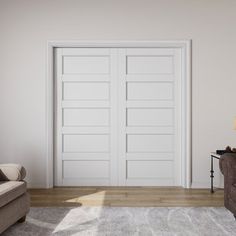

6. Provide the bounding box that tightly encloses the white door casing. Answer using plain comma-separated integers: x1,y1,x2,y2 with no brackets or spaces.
47,41,191,188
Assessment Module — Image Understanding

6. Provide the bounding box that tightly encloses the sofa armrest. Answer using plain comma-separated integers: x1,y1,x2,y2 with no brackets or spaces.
219,153,236,185
0,164,26,181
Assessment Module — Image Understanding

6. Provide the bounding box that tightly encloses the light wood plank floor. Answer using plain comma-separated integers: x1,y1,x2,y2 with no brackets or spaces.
29,187,224,207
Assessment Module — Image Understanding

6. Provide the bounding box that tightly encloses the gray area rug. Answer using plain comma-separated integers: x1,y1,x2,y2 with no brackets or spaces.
2,207,236,236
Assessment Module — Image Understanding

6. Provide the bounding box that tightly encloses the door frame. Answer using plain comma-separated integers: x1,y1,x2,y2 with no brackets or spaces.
46,40,192,188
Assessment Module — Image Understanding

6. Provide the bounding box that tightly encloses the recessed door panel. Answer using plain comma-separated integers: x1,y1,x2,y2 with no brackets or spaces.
63,134,110,153
63,108,110,127
126,56,173,74
63,56,110,74
127,82,173,100
127,161,173,179
127,108,173,127
127,134,174,153
63,82,110,100
63,161,109,178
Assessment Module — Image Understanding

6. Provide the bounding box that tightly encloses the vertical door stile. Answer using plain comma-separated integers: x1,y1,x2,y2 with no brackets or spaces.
174,48,182,186
118,48,127,186
55,48,63,186
110,48,118,185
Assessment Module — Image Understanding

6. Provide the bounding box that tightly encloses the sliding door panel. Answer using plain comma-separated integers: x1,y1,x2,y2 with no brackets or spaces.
118,48,181,186
55,48,118,186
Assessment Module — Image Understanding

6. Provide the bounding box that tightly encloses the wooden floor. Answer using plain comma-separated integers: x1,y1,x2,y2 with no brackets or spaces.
29,187,224,207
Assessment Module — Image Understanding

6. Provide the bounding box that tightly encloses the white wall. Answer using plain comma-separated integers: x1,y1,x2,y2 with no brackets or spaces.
0,0,236,188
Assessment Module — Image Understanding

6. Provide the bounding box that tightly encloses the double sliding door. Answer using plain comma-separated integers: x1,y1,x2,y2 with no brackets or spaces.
54,47,182,186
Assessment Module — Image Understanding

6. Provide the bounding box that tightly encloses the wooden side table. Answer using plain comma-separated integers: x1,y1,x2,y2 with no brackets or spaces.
210,152,221,193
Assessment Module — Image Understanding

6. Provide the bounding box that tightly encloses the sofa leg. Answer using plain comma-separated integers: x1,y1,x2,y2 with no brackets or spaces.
18,215,26,223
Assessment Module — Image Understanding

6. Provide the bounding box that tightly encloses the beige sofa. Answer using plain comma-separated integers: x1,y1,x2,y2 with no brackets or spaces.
0,164,30,234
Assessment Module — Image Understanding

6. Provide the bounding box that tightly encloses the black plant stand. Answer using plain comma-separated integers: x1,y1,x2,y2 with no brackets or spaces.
210,152,221,193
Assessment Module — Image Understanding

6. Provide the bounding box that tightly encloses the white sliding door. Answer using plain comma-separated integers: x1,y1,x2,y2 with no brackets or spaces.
55,47,182,186
55,48,118,186
118,48,181,186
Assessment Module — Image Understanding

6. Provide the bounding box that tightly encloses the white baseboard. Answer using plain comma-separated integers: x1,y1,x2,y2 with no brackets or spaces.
27,182,48,189
191,181,210,189
26,181,223,189
191,181,224,189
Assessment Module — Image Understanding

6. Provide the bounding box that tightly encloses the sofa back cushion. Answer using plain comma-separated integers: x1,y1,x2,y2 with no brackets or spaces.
0,164,26,181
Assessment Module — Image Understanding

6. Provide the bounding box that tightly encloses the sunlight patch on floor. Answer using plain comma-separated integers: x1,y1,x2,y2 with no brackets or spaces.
52,207,103,235
64,191,107,203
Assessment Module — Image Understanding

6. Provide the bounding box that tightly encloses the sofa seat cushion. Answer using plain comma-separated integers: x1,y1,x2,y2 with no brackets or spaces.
0,181,27,208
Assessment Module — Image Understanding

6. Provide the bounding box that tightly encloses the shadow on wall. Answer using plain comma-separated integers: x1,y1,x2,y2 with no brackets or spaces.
21,147,45,188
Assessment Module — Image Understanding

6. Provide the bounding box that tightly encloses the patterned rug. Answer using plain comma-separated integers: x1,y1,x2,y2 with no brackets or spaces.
2,207,236,236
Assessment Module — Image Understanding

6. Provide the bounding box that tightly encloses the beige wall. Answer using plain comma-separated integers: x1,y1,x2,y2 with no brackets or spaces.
1,0,236,188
